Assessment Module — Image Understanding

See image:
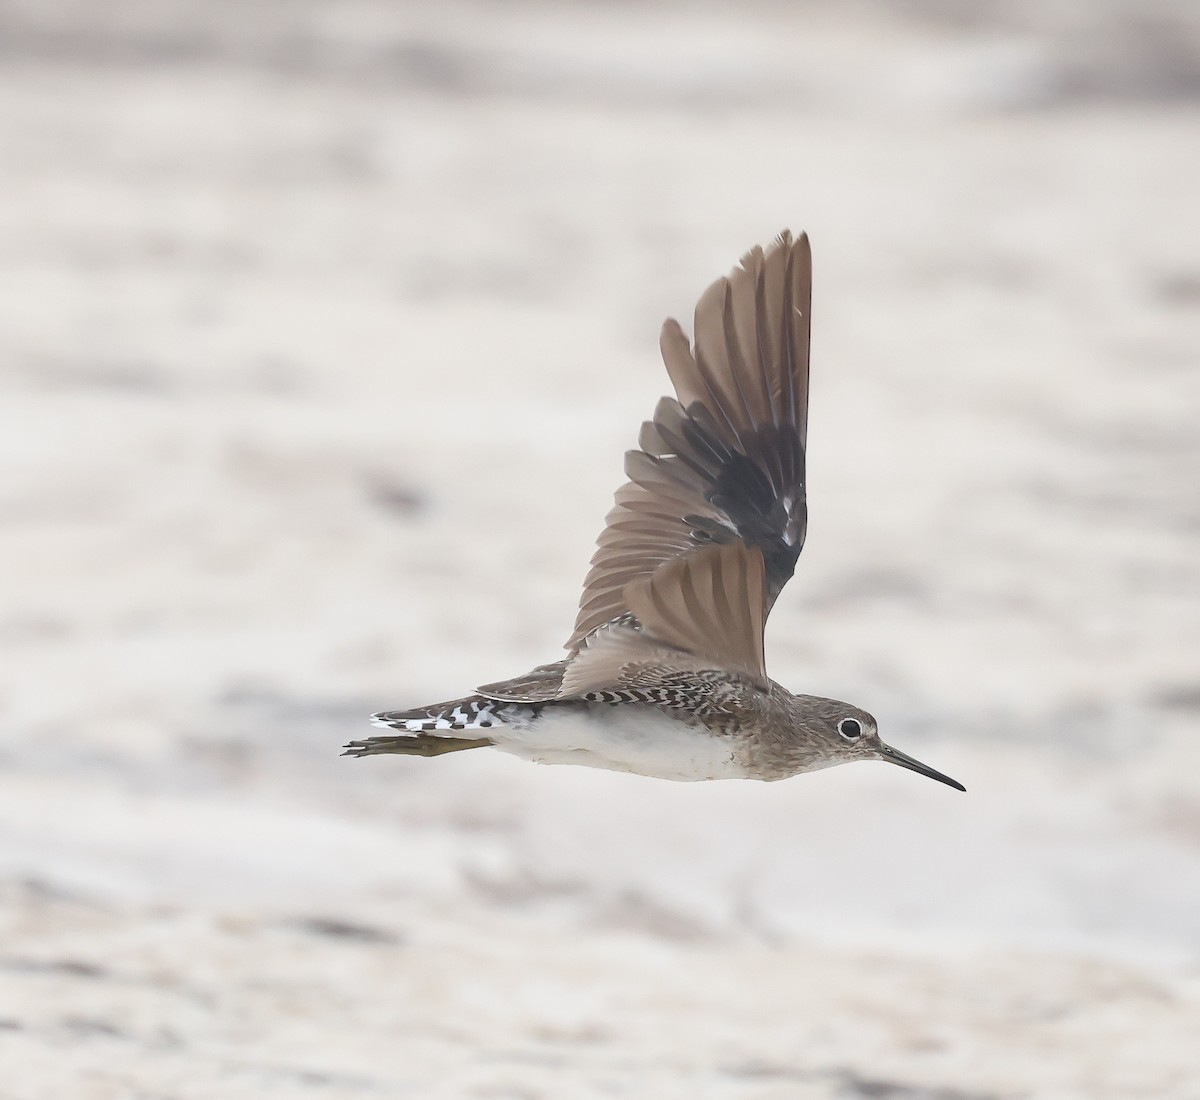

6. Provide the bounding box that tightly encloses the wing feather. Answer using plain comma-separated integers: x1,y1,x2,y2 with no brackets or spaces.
624,543,768,689
567,231,812,659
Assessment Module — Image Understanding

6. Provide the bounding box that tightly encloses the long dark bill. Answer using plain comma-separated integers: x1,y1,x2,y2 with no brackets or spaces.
878,743,965,792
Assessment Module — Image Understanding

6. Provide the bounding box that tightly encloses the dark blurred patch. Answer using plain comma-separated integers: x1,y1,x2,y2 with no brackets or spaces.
0,615,70,644
464,865,586,908
10,354,308,396
469,1085,544,1100
11,876,102,906
1148,682,1200,712
1015,470,1197,538
0,1018,22,1031
363,473,425,518
165,683,411,805
253,356,308,396
214,683,374,735
172,686,375,790
2,0,1197,108
1,956,109,979
898,1,1200,104
726,1066,1005,1098
234,1061,382,1091
381,39,475,93
1153,793,1200,844
529,1021,613,1046
1151,270,1200,308
835,1072,1002,1100
1055,15,1200,104
60,1016,127,1039
176,735,257,784
721,1061,809,1082
19,356,171,393
282,916,403,946
212,685,379,751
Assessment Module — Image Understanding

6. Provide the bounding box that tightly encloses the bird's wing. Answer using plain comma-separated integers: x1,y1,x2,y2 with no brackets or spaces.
479,545,767,703
558,545,768,697
567,231,811,663
479,541,769,703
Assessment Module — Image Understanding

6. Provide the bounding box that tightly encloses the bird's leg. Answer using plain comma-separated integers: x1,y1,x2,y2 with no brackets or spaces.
342,734,492,758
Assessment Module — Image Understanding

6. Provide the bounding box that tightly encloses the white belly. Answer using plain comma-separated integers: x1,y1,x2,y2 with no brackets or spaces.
489,704,748,782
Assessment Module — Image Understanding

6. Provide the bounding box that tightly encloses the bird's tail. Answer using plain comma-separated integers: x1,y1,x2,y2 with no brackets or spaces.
343,695,504,758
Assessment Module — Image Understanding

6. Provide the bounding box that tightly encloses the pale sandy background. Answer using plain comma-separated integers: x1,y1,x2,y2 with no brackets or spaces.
1,2,1199,1097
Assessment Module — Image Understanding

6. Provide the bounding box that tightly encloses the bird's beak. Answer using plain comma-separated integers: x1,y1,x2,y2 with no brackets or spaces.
877,743,965,792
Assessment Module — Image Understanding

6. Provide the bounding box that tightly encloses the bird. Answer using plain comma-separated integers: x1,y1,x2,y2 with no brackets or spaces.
345,232,963,792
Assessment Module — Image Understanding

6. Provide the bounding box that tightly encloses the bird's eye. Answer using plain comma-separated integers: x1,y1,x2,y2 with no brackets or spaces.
837,718,862,740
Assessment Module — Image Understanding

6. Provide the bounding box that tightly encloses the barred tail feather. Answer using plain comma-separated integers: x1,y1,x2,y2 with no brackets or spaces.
371,695,506,733
343,695,506,758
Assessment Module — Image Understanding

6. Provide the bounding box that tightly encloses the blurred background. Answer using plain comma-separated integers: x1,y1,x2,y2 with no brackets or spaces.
1,1,1198,1096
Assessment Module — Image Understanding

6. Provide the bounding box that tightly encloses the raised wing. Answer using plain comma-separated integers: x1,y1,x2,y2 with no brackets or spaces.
483,544,768,702
623,541,768,689
567,231,811,656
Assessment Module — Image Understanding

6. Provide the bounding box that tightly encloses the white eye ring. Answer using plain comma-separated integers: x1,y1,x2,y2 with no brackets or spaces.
837,717,862,740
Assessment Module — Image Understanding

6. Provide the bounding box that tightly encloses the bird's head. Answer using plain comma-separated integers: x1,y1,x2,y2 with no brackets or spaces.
782,695,965,791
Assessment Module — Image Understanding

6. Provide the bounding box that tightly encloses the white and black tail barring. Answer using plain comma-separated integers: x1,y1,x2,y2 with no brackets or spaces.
343,696,538,758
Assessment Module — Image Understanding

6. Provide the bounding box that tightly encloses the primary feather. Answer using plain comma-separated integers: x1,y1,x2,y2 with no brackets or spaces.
568,231,812,658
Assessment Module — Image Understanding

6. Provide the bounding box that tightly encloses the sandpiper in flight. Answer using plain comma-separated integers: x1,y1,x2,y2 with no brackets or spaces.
345,232,964,791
